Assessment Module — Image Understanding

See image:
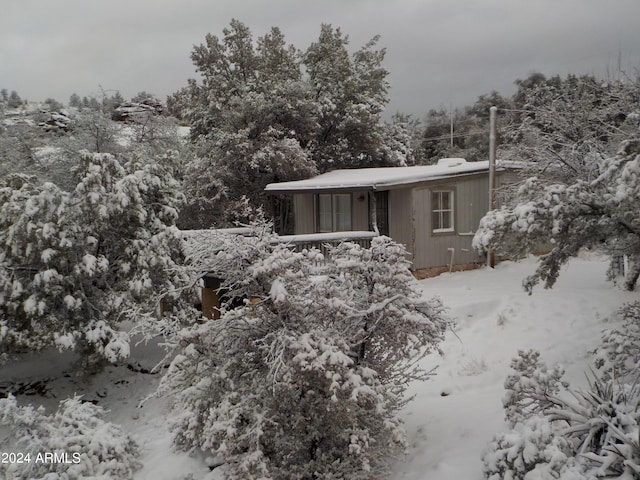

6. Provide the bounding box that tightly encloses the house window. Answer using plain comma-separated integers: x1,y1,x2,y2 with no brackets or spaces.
432,190,454,233
317,193,352,232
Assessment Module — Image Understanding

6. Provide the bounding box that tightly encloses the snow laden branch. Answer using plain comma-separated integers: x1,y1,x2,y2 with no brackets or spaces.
474,136,640,292
161,233,449,479
0,151,187,364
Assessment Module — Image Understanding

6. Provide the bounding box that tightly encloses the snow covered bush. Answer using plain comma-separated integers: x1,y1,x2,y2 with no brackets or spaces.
161,233,448,479
0,150,186,363
483,414,572,480
483,351,640,479
0,394,140,479
503,349,568,427
474,135,640,292
595,301,640,382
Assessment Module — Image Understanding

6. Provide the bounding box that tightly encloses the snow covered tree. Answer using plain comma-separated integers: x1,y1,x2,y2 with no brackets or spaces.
101,90,125,118
376,114,416,167
160,231,448,479
68,93,82,108
1,100,187,195
131,91,159,104
173,20,406,229
176,20,317,228
474,133,640,292
43,97,64,113
419,107,471,164
303,24,395,171
500,74,638,184
67,108,120,154
0,150,186,364
7,90,23,109
82,96,101,111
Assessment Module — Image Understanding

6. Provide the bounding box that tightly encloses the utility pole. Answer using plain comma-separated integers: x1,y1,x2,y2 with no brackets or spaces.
450,102,454,148
487,106,497,268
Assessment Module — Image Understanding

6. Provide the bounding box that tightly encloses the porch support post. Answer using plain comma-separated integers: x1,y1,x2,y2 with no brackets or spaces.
368,190,379,235
202,274,222,320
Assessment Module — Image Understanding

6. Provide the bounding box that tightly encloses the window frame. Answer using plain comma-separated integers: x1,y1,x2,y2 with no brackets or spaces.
431,189,455,234
315,193,352,232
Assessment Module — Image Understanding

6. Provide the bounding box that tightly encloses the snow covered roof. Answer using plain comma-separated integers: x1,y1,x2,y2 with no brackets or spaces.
265,158,513,193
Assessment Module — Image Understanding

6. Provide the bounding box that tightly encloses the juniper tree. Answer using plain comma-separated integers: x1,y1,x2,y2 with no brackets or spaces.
161,231,448,479
473,74,640,291
474,135,640,291
172,20,407,229
0,150,185,364
174,20,317,229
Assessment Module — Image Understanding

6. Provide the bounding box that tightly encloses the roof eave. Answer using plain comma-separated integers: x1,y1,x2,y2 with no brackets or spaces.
264,185,374,194
265,166,504,193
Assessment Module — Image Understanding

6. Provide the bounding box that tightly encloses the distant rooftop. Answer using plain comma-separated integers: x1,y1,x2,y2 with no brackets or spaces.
265,158,513,193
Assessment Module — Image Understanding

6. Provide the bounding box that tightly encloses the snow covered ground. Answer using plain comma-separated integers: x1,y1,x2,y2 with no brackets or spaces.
393,253,633,479
0,253,634,479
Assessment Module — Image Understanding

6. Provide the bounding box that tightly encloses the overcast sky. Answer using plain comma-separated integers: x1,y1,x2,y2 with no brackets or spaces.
3,0,639,118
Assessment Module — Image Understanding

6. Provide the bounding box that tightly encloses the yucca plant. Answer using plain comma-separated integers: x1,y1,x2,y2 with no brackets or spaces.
546,374,640,478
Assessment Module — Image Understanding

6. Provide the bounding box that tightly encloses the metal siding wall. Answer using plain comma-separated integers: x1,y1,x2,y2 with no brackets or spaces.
412,187,431,269
411,175,489,270
352,192,369,231
289,171,502,268
457,175,490,234
388,189,413,252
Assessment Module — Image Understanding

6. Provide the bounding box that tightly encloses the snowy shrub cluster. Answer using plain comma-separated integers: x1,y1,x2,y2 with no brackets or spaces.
160,232,448,479
483,350,640,479
502,349,568,427
595,301,640,382
483,414,572,480
0,394,140,479
0,150,186,363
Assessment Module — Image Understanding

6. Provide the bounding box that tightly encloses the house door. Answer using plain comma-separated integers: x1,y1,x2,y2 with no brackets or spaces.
373,191,389,236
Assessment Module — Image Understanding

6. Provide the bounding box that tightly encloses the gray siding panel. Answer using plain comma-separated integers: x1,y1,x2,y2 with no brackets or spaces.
412,174,489,270
288,169,518,270
388,188,413,253
352,192,369,231
413,187,434,269
457,175,490,234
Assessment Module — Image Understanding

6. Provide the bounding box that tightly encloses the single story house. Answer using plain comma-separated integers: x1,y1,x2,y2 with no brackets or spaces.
265,158,520,277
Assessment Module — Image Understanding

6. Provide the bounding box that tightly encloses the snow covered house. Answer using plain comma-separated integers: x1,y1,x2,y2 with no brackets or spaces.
265,158,520,277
